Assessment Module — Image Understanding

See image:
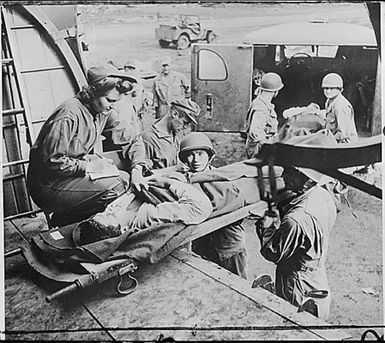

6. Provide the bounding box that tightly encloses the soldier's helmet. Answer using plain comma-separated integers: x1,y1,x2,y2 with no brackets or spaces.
178,132,216,163
170,99,201,124
260,72,284,92
321,73,343,89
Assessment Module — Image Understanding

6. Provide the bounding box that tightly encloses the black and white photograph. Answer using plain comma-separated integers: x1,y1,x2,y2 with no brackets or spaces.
1,1,383,341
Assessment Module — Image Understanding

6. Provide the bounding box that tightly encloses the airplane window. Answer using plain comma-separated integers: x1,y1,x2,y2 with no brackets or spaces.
198,49,227,80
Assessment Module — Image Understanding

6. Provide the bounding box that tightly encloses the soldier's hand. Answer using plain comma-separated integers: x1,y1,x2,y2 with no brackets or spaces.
147,175,172,189
254,215,265,240
261,209,280,229
255,208,280,240
175,163,190,174
131,166,149,193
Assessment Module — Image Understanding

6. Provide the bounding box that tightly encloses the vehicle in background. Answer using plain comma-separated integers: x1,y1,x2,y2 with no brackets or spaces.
191,20,380,137
155,14,217,50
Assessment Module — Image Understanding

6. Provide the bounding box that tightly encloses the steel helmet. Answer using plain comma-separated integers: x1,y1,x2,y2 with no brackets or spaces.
321,73,343,89
260,72,284,92
178,132,215,163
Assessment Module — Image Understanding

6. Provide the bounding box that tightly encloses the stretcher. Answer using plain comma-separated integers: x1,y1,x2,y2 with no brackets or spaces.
5,201,267,302
5,158,268,302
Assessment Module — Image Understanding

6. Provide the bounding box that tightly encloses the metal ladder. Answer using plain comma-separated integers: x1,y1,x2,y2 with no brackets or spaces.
2,8,38,220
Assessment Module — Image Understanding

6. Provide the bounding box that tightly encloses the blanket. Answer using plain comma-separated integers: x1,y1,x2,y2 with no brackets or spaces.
28,161,265,281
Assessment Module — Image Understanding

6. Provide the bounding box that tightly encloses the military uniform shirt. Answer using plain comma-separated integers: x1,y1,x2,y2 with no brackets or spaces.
28,96,146,180
245,95,278,157
141,120,184,170
152,70,189,107
258,186,337,320
325,93,358,143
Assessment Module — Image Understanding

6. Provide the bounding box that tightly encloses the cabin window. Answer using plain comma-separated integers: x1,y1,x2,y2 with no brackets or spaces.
275,45,339,61
197,49,227,81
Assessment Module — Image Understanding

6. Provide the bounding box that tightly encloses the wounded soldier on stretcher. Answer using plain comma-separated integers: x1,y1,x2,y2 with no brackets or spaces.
82,173,218,242
30,157,280,270
77,163,270,246
67,131,278,280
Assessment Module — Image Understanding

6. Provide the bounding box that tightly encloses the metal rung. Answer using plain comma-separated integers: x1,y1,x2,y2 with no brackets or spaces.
4,117,48,127
3,172,25,181
10,24,34,30
32,118,48,125
3,159,29,168
3,108,25,116
2,122,18,129
4,209,40,221
3,122,31,129
21,65,65,74
2,58,13,65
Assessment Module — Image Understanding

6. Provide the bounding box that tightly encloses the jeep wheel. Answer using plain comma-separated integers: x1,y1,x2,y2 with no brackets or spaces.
177,35,190,50
206,32,217,44
159,40,170,48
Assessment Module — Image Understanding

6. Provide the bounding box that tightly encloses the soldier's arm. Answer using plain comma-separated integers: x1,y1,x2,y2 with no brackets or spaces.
334,104,356,142
102,110,146,170
247,107,269,144
40,111,87,176
132,180,213,229
180,74,190,98
259,216,305,264
152,80,159,107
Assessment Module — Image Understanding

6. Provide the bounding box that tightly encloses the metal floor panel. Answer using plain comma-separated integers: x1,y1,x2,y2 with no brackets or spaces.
4,213,351,341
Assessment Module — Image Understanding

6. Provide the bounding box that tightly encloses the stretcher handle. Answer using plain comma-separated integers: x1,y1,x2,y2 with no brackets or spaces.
45,281,81,303
5,247,22,259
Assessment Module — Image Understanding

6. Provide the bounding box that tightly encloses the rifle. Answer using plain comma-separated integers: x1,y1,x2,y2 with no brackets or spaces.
5,245,138,303
46,258,138,303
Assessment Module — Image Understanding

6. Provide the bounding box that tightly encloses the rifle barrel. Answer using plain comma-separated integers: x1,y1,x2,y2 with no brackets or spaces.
45,282,80,303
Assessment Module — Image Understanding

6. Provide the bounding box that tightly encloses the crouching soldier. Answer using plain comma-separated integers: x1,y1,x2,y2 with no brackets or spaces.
141,99,201,170
254,135,337,320
178,132,248,279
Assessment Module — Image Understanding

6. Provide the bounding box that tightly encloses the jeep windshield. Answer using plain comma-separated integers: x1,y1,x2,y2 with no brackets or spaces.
278,45,338,59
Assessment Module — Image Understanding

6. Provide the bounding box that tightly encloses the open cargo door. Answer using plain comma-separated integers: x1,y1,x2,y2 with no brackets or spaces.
35,5,88,71
191,44,253,132
2,5,87,219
